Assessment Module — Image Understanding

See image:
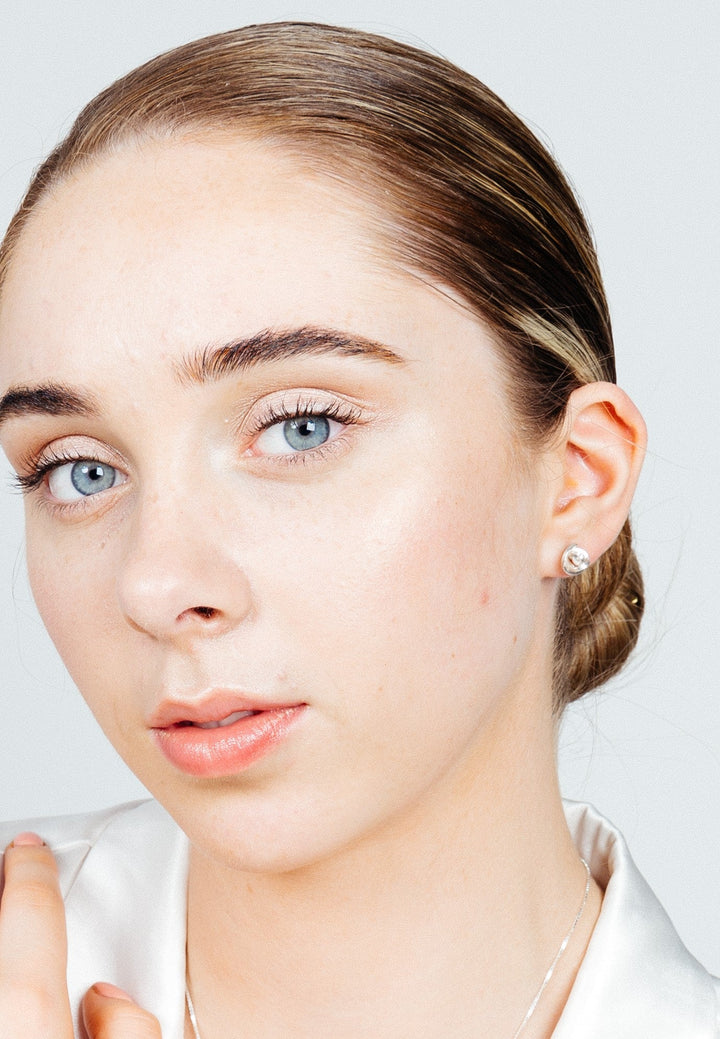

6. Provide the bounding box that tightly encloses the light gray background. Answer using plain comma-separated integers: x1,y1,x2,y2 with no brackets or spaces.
1,0,718,974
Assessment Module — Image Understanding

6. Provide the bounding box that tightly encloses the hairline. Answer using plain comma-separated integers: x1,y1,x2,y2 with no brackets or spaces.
0,122,569,469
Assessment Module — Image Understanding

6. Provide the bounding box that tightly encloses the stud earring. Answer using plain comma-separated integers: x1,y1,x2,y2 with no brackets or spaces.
561,544,591,576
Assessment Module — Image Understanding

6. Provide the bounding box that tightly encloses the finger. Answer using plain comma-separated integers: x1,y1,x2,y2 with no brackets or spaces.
0,833,72,1037
82,983,162,1039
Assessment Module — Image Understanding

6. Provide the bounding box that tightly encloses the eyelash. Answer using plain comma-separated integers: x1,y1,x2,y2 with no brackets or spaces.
12,449,92,495
11,395,365,498
245,395,364,447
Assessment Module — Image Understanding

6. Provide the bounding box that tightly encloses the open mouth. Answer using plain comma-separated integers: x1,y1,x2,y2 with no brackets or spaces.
151,702,307,777
175,710,261,730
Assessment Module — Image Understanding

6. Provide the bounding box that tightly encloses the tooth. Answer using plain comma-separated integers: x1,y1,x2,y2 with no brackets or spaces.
195,710,255,730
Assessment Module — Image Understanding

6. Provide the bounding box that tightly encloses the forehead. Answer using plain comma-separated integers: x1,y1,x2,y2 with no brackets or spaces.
0,139,405,373
2,138,374,317
0,135,508,413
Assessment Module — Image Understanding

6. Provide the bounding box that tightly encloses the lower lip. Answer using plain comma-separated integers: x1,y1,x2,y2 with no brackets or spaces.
152,705,306,777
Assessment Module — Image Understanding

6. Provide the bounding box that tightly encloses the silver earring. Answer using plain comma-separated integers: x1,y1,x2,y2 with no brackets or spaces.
561,544,591,576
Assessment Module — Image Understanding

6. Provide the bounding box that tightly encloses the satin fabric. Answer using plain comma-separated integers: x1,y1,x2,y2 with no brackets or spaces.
1,798,718,1037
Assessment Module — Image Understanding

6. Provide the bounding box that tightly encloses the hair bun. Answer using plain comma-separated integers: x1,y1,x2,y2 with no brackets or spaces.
554,519,644,709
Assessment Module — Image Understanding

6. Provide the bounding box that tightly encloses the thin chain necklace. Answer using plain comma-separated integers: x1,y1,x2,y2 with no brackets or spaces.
185,858,591,1039
511,858,591,1038
186,984,202,1039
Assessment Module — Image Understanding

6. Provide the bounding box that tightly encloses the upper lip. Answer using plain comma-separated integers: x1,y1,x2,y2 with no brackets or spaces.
149,691,305,729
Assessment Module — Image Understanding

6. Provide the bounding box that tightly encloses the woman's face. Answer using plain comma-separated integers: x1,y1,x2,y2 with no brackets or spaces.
0,138,557,870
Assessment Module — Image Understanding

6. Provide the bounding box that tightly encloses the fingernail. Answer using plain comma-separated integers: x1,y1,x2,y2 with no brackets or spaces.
92,982,133,1001
11,832,45,847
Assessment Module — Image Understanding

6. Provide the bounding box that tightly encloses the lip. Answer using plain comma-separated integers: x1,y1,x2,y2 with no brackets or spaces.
149,692,307,778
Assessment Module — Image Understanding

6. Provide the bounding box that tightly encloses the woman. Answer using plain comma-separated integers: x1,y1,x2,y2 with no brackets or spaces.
0,21,716,1039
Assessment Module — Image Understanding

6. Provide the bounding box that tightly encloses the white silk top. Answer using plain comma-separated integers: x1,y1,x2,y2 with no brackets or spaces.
1,799,718,1037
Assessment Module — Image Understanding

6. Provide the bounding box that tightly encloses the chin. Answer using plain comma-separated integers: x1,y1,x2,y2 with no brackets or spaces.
148,776,355,875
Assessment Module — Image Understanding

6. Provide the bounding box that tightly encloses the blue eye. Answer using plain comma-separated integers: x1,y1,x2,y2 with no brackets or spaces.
255,414,337,455
282,416,331,451
47,460,126,502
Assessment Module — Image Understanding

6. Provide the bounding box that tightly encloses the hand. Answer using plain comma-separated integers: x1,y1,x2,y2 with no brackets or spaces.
0,832,161,1038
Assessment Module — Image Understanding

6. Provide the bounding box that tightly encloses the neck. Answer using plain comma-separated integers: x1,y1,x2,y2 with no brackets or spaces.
185,703,600,1039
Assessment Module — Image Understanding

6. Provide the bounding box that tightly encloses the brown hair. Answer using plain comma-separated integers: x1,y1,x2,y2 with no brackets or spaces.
0,21,643,709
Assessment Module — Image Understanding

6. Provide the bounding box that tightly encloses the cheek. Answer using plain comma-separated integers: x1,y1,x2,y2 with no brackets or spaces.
27,539,85,646
261,454,542,722
25,522,123,710
21,435,541,743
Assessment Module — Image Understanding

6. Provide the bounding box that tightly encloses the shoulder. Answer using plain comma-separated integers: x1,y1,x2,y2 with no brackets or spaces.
560,800,720,1037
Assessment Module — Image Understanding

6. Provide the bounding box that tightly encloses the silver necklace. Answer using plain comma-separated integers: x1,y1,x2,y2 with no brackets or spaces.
185,858,591,1039
186,984,202,1039
511,857,591,1038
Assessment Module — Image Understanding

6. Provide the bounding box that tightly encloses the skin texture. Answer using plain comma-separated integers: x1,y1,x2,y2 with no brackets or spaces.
0,137,644,1037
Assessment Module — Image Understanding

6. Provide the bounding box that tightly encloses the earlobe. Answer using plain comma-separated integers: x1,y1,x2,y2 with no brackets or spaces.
540,382,646,578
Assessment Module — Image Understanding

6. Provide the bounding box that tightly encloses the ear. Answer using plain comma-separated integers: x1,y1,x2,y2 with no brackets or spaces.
539,382,646,578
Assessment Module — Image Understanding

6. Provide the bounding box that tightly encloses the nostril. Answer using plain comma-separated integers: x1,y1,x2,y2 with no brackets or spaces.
192,606,218,619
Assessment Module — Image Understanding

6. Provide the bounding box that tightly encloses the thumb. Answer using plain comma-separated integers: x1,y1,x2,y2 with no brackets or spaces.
82,983,161,1038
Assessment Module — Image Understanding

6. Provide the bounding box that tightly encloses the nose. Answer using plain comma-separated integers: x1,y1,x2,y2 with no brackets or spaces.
116,491,253,643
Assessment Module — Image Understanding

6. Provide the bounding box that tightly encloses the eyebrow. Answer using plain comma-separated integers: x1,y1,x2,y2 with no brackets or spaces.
176,326,406,384
0,326,405,430
0,383,99,429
